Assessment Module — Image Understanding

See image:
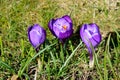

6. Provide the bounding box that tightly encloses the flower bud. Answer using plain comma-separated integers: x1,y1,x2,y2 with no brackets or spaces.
28,24,46,49
80,23,102,67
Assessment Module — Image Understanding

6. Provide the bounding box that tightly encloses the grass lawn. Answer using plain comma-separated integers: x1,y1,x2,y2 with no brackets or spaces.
0,0,120,80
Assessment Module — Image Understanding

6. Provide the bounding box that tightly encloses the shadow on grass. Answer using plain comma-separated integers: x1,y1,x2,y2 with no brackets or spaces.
105,29,120,49
69,24,82,46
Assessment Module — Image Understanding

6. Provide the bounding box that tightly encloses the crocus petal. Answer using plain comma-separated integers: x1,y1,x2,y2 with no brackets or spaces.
29,29,41,47
92,33,101,45
80,23,102,52
89,23,99,33
48,19,56,36
62,15,72,23
89,38,98,47
80,24,90,46
59,29,73,39
53,18,71,32
48,15,73,42
28,24,46,48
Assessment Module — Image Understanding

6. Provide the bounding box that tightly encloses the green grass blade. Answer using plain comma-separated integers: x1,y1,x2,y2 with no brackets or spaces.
0,36,4,61
106,33,118,79
104,34,111,80
18,42,57,76
50,51,57,69
94,48,103,80
58,41,82,74
20,39,25,58
0,60,14,73
60,43,64,62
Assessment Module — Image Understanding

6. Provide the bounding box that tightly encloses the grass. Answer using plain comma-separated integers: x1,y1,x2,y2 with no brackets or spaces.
0,0,120,80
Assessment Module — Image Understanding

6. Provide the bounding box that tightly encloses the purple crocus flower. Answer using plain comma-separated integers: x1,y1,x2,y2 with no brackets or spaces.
28,24,46,52
48,15,73,43
80,23,102,67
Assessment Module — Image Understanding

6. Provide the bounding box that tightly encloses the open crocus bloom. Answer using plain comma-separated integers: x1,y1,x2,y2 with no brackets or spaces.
80,23,102,67
28,24,46,49
48,15,73,43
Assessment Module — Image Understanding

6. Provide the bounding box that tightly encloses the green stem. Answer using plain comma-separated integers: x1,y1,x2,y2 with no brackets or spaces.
60,43,64,62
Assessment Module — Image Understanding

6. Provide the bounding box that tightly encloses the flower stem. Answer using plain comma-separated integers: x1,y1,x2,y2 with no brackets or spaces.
89,53,94,68
37,57,42,72
35,47,42,71
60,43,64,62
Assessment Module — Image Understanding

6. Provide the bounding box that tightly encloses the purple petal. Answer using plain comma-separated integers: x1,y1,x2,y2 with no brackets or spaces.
80,23,102,53
48,15,73,42
48,19,56,36
87,46,93,58
89,23,99,33
62,15,72,23
92,33,101,45
28,24,46,48
53,18,73,38
58,29,73,39
80,24,90,44
89,38,98,47
53,18,72,31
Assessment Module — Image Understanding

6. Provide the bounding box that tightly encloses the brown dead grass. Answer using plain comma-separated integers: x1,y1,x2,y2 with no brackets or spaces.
56,0,120,38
